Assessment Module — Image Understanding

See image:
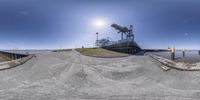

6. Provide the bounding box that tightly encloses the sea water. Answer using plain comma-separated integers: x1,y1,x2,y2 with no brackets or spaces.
2,50,52,54
0,50,51,62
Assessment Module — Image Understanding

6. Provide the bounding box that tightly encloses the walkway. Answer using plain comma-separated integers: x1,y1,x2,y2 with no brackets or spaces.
0,50,199,100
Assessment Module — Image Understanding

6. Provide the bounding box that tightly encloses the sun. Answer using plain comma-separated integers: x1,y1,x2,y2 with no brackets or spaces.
93,19,106,28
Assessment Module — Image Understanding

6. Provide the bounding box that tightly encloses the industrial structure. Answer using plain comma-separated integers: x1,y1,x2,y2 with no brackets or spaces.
96,24,141,54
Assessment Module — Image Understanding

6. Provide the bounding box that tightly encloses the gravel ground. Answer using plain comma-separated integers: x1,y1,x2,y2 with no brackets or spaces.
0,50,200,100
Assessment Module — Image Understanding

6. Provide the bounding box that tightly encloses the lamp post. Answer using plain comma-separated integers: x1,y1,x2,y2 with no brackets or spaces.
96,32,99,47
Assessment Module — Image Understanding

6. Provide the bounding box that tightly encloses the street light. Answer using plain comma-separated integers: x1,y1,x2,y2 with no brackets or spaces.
96,32,99,47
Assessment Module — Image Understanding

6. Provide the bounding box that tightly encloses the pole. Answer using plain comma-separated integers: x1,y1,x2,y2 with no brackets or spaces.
199,50,200,56
121,33,123,40
182,50,185,58
129,25,134,40
96,32,99,47
171,47,175,60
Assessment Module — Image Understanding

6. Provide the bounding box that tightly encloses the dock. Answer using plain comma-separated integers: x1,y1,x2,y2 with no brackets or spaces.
0,50,199,99
0,51,34,70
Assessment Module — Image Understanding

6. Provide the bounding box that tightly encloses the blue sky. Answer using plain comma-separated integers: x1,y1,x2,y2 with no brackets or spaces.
0,0,200,49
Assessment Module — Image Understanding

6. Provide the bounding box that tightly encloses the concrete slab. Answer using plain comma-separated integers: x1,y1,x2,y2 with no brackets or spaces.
0,56,6,62
0,50,199,100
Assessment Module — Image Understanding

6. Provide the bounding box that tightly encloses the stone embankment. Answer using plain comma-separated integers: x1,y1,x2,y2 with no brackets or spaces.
0,51,34,70
146,53,200,71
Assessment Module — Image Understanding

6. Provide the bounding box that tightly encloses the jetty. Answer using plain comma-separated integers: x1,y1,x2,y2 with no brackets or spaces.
0,51,34,70
0,49,199,99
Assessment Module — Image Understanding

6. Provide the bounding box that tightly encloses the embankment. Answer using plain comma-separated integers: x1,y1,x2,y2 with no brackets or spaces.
0,51,34,70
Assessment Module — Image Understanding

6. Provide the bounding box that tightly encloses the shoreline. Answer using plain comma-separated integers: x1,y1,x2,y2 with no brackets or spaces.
148,50,200,63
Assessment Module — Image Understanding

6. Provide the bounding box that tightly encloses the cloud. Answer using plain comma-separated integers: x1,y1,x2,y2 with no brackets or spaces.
21,11,29,16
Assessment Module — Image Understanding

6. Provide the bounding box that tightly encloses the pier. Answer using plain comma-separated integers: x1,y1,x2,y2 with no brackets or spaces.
0,50,199,99
0,51,34,70
0,51,28,61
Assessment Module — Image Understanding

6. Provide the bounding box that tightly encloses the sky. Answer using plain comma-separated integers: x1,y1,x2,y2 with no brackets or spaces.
0,0,200,50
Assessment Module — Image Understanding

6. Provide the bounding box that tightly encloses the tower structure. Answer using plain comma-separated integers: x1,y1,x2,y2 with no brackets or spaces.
128,25,134,41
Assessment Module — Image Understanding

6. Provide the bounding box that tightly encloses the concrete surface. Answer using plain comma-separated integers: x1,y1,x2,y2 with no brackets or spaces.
146,53,200,71
0,55,34,71
0,50,200,100
0,56,6,62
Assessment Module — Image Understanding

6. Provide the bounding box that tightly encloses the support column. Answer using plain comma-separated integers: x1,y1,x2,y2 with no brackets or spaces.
14,54,17,60
171,47,175,60
182,50,185,58
199,50,200,56
11,54,14,60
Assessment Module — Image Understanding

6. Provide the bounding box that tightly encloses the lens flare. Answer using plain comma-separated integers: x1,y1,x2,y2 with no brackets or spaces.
93,19,106,28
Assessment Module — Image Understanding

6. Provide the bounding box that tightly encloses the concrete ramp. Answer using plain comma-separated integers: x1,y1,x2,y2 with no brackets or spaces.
0,50,199,100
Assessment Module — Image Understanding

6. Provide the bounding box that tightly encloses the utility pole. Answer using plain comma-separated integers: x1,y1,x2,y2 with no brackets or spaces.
129,25,134,40
121,32,123,40
96,32,99,47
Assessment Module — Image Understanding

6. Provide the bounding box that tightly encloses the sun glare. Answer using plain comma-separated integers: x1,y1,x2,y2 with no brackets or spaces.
93,19,106,28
